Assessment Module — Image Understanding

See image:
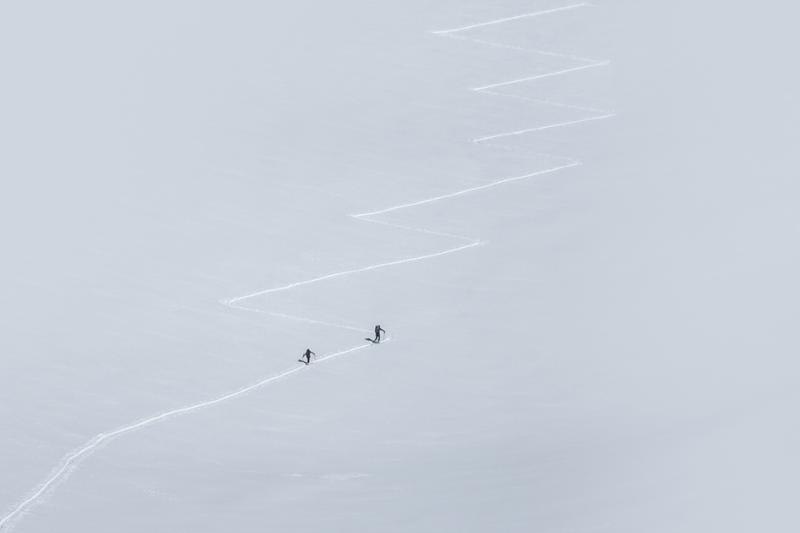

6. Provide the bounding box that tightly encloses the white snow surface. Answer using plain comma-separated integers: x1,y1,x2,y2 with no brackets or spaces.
1,1,799,531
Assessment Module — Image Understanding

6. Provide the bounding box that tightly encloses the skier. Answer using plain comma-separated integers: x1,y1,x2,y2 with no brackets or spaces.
300,348,315,365
373,324,386,343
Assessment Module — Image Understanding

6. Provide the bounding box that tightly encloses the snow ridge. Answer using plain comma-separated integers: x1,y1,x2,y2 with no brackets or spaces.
0,3,611,530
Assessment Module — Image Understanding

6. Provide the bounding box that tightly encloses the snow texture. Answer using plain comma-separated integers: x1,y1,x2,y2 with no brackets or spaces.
1,0,799,531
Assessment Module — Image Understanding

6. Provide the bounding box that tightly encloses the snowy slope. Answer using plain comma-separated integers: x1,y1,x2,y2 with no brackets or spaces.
2,1,799,532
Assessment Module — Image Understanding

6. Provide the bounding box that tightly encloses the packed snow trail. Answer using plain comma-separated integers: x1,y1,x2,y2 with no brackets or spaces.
429,3,589,34
0,340,386,531
0,3,612,530
226,2,615,320
223,162,580,313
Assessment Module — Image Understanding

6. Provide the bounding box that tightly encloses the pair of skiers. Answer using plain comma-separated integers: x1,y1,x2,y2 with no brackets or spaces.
300,324,386,365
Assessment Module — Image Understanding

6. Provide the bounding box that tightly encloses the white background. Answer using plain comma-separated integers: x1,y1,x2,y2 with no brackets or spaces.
1,1,798,531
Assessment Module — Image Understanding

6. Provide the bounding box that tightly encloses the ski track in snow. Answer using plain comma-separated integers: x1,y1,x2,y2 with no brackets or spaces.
0,3,612,530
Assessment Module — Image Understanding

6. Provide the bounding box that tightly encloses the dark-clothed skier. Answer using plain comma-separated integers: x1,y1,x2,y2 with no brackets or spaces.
301,348,315,365
373,325,386,343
